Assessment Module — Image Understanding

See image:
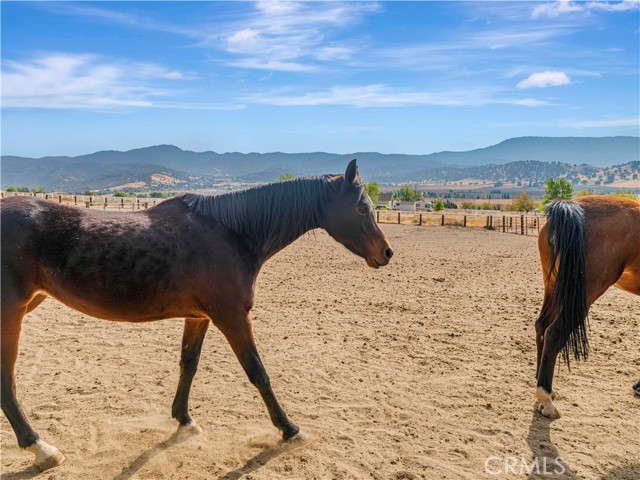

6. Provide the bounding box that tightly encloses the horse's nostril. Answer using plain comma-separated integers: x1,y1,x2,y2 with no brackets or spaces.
384,248,393,260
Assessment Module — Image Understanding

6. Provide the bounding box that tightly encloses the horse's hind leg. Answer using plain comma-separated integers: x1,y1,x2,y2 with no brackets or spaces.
535,319,562,419
1,293,65,470
171,317,209,435
215,312,301,441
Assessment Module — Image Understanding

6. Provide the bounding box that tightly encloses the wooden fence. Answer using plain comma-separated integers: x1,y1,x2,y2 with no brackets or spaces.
0,192,165,211
1,192,545,236
375,210,545,236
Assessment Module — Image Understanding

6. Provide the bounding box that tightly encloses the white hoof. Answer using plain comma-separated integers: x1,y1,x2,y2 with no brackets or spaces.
535,387,561,419
177,420,202,436
285,430,309,443
26,440,65,471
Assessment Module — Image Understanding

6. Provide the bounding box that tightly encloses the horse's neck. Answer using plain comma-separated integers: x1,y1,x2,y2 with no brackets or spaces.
187,179,329,262
255,188,326,261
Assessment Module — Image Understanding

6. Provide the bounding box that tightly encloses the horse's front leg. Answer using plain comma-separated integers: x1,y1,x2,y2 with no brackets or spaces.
171,317,210,434
215,310,301,441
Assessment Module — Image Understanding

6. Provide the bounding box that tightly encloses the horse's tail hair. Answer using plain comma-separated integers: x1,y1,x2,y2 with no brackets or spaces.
545,200,589,367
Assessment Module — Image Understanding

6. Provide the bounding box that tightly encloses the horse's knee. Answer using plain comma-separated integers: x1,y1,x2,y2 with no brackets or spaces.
180,358,199,377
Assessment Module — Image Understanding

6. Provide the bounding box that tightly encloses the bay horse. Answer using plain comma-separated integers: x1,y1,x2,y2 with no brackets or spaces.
535,195,639,419
1,160,393,470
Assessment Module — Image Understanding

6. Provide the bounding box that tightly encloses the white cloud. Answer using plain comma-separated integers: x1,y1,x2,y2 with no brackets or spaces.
557,117,640,128
532,0,639,18
243,84,549,108
517,71,571,89
1,53,200,110
215,1,379,71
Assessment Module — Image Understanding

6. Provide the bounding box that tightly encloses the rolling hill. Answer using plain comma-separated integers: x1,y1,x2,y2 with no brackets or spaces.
2,137,638,192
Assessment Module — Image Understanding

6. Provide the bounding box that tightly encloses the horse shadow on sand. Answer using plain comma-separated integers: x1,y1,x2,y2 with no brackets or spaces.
526,411,640,480
109,429,307,480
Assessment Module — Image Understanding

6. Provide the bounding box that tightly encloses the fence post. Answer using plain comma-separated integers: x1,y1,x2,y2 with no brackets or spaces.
502,215,506,233
397,212,401,224
463,215,467,227
74,195,77,205
441,214,445,226
45,194,49,200
376,210,380,223
521,214,525,235
419,213,422,226
58,195,62,203
85,201,90,208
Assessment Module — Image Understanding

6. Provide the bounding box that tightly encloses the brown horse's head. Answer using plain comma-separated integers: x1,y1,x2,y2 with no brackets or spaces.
323,159,393,269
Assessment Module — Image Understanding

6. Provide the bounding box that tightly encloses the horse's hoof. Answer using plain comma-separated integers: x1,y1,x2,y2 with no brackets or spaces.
281,424,301,442
177,420,203,436
286,430,309,443
537,403,561,419
26,440,65,471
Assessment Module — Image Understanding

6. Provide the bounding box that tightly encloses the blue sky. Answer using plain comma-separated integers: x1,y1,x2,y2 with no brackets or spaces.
2,1,639,157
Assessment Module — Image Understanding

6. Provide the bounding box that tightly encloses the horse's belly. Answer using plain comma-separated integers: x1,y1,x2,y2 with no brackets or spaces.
39,278,195,322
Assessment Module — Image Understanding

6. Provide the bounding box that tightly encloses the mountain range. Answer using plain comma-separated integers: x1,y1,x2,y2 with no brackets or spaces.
2,136,638,192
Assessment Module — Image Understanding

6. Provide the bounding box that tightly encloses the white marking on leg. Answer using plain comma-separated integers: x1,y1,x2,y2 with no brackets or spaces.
25,440,65,470
176,420,202,437
535,386,561,419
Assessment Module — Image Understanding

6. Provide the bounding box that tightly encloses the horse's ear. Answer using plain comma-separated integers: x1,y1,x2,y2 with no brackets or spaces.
344,159,359,185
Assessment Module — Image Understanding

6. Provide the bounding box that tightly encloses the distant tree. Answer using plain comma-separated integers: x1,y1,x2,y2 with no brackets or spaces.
444,199,457,209
365,181,380,202
542,177,573,205
433,199,445,211
512,192,536,213
279,173,294,182
9,186,31,192
84,189,98,196
397,185,421,202
113,191,135,197
612,190,638,200
30,187,46,194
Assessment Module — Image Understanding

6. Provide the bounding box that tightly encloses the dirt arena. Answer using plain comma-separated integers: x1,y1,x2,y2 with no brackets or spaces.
1,224,638,480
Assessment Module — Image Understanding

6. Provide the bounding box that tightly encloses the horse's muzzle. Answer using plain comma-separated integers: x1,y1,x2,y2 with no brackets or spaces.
367,247,393,269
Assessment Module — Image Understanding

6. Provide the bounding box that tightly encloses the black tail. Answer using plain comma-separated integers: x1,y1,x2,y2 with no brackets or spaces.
545,200,589,367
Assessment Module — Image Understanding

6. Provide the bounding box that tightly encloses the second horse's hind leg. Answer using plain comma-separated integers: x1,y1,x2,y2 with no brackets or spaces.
536,321,562,419
1,295,65,470
171,317,210,434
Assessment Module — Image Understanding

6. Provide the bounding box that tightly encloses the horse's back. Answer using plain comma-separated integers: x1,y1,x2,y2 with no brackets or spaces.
538,196,640,292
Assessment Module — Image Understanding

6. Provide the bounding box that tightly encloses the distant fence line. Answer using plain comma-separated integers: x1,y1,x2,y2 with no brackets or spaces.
375,210,545,236
0,191,167,211
1,191,544,236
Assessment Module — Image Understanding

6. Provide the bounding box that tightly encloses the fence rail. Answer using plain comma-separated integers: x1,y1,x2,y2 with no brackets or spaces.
1,191,545,236
375,210,545,236
0,192,165,211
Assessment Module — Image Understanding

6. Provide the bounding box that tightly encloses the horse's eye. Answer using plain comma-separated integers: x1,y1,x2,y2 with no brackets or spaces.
358,205,369,215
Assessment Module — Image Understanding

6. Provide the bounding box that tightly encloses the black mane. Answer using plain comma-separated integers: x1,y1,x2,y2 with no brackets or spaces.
181,176,334,254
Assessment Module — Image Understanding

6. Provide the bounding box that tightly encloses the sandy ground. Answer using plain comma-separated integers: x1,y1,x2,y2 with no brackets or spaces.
1,225,638,480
